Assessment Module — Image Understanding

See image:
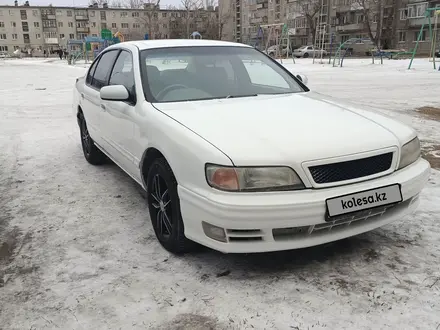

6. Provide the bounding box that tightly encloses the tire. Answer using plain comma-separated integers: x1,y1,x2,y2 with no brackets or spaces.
303,52,309,58
78,112,106,165
269,52,275,58
146,157,195,254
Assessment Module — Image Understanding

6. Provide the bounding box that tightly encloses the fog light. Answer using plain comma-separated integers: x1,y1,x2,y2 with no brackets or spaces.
202,221,227,242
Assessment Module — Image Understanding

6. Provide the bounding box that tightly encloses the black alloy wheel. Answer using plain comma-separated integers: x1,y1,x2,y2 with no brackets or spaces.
146,158,195,254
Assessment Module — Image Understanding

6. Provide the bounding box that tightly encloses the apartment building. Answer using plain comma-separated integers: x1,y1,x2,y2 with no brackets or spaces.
224,0,439,54
0,1,218,55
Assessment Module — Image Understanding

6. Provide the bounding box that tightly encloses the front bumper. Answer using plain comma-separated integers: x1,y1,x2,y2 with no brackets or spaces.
179,158,431,253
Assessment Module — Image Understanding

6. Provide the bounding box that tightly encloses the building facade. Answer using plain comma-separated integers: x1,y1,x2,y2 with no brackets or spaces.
222,0,439,55
0,2,218,55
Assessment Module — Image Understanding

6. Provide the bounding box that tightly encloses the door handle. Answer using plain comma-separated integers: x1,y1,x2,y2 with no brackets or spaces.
81,93,84,99
100,104,106,111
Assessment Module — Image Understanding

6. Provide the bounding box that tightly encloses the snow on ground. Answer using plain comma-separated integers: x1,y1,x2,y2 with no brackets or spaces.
0,57,440,330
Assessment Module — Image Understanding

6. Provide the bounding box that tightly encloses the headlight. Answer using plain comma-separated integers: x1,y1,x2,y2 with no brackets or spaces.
398,137,421,170
205,164,305,192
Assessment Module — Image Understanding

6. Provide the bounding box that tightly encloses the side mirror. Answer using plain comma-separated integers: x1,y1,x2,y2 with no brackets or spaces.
296,74,308,85
100,85,129,101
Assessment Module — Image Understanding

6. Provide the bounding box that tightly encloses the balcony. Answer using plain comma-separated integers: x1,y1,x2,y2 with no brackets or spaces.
75,15,89,20
77,27,90,33
42,26,57,32
42,14,56,20
408,17,427,26
44,38,59,44
336,23,365,32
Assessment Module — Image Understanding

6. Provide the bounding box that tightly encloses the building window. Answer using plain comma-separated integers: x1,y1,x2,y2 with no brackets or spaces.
132,12,139,17
20,10,27,20
414,30,426,41
121,12,128,17
162,12,167,18
90,11,95,17
34,21,39,27
23,34,30,42
0,46,8,51
112,23,117,28
0,22,3,28
400,9,407,20
101,22,107,29
69,33,74,39
9,10,14,16
58,22,63,27
36,33,41,39
68,22,73,27
60,33,65,39
32,9,38,16
13,46,19,50
92,22,96,27
22,21,29,32
12,33,18,39
100,11,106,20
133,23,140,28
121,23,129,28
11,21,16,27
162,23,167,28
67,10,72,17
341,35,349,43
398,31,406,42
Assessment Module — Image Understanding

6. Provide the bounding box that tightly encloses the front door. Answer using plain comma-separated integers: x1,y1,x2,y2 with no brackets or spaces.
85,49,120,151
100,49,138,177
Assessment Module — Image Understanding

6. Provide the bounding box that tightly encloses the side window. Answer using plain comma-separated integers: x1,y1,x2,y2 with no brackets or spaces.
308,46,313,50
108,50,135,97
86,57,99,85
92,50,119,90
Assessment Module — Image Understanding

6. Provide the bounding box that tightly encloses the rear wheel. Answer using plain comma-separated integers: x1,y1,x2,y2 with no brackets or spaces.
146,157,195,254
78,112,106,165
303,52,309,58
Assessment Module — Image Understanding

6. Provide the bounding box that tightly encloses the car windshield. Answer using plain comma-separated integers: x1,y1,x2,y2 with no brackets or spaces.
139,46,305,103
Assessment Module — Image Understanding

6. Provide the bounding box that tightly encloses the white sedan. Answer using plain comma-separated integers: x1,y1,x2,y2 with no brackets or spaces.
293,45,327,58
73,39,430,254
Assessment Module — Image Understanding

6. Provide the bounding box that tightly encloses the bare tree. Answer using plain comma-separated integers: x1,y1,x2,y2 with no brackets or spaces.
180,0,203,37
88,0,108,7
294,0,323,44
351,0,395,49
136,0,161,39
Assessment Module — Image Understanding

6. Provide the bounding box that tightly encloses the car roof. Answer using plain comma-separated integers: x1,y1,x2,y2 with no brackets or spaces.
107,39,252,51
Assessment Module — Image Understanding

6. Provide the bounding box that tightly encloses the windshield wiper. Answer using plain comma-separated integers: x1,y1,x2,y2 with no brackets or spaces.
224,94,258,99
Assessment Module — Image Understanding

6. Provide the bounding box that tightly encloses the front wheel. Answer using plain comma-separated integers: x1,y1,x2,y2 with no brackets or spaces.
146,158,195,254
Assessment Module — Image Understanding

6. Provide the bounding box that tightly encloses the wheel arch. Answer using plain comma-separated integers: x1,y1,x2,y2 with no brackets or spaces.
139,147,168,190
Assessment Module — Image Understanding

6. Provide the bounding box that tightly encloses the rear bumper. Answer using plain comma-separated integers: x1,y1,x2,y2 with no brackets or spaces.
179,158,430,253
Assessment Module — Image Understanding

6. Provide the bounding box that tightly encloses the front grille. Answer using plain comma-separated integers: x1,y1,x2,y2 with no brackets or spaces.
309,152,393,184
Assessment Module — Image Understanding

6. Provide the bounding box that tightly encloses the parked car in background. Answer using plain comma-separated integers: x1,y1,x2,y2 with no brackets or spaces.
293,45,328,58
264,44,297,57
0,51,10,58
73,39,430,254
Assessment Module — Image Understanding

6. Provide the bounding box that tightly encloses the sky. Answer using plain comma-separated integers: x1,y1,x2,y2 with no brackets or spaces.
0,0,181,8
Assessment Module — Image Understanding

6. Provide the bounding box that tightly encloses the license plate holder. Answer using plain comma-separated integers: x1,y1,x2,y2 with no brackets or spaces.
325,184,403,220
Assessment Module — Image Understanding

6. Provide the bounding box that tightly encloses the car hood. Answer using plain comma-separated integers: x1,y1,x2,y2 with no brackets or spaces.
153,92,415,166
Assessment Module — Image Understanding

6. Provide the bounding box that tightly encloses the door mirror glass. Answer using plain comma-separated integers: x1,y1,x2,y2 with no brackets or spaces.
296,74,308,85
100,85,129,101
